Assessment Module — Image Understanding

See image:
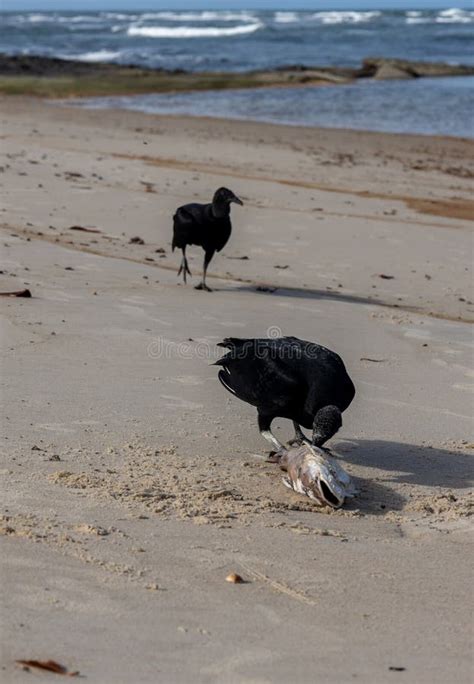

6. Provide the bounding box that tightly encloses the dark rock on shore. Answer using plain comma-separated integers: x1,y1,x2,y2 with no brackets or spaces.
0,54,124,76
361,57,474,80
0,54,185,77
1,53,473,81
0,53,472,99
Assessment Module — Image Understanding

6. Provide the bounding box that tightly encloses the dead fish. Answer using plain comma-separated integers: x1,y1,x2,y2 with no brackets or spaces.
279,443,356,509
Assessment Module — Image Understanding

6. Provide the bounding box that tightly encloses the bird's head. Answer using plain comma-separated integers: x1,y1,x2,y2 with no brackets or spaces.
213,187,243,207
312,405,342,447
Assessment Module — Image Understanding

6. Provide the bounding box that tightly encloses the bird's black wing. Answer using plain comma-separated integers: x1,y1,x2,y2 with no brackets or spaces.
215,336,355,421
172,203,211,250
215,340,302,412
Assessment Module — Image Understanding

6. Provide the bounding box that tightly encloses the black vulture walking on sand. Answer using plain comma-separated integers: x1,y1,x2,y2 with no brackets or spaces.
172,187,243,291
215,336,355,459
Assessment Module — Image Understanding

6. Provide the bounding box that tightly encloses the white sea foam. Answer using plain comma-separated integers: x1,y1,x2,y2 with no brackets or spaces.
24,13,106,25
439,8,472,18
127,23,262,38
274,12,300,24
436,8,473,23
102,13,139,21
25,13,53,22
58,15,104,23
406,18,430,24
75,49,122,62
405,8,473,25
139,11,256,22
311,11,381,25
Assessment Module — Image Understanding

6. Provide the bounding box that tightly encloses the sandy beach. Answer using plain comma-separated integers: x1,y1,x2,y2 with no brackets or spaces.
1,96,473,683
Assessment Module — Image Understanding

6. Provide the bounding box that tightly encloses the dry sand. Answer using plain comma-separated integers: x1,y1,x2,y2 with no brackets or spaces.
0,96,473,683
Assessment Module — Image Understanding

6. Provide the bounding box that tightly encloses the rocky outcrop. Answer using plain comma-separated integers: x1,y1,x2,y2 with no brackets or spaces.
0,54,472,98
373,63,417,80
1,54,473,81
362,57,474,80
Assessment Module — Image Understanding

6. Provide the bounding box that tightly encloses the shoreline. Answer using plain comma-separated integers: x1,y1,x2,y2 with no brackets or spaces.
62,96,474,142
23,93,473,141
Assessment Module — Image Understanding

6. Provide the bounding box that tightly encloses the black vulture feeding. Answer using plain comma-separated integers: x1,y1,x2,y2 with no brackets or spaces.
172,187,243,291
215,336,355,460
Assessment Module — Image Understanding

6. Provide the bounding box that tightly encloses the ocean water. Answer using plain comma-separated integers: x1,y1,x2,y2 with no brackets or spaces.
2,9,473,71
2,8,474,136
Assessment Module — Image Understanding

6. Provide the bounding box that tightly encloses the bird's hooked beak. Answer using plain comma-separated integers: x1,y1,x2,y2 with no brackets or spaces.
230,194,243,206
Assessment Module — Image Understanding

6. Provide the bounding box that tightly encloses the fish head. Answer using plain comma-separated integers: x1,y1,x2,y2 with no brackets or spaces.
282,444,354,509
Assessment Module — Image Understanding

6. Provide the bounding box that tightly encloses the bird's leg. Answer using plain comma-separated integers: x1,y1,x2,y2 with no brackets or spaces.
288,422,312,447
258,414,287,463
177,248,192,284
195,249,215,292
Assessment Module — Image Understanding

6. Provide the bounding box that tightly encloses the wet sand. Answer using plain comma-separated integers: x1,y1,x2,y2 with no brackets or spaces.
1,96,473,683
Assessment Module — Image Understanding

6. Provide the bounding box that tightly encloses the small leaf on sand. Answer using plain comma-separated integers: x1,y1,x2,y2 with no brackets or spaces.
69,225,101,233
15,659,79,676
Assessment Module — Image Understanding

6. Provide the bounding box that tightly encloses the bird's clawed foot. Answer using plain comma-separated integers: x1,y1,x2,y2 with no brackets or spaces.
288,423,312,447
195,282,213,292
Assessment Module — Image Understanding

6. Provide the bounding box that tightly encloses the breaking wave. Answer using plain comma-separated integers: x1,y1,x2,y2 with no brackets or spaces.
274,12,300,24
74,49,122,62
405,8,474,24
311,11,381,25
138,12,257,23
436,8,474,23
127,23,262,38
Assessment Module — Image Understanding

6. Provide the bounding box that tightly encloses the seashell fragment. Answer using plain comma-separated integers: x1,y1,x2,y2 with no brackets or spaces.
226,572,244,584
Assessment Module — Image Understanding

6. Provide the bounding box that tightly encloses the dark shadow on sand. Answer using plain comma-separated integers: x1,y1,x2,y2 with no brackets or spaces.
338,439,473,490
233,283,414,313
326,439,472,515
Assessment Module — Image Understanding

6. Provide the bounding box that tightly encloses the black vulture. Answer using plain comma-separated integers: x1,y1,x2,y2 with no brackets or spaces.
172,187,243,291
215,336,355,458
